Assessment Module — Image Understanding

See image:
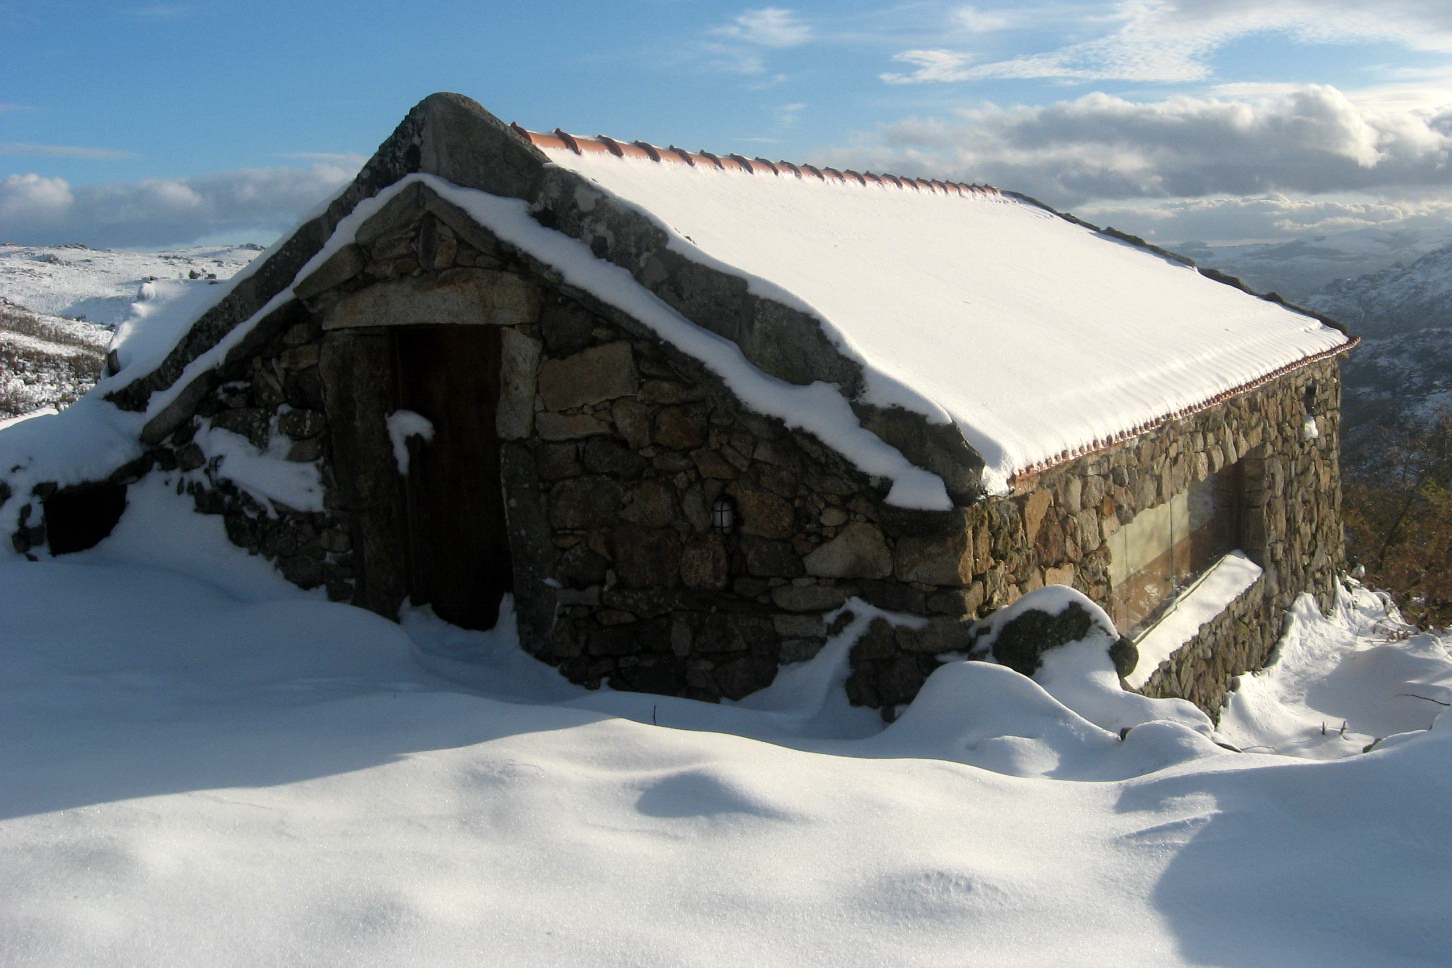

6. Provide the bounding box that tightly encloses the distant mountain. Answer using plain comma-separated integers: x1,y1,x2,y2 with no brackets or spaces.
1175,225,1452,304
1301,243,1452,339
1339,328,1452,461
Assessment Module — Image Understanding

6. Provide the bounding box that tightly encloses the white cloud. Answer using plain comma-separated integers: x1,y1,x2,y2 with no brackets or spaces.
0,161,358,248
884,0,1452,84
776,102,807,126
846,87,1452,205
0,142,138,160
715,8,812,48
1078,193,1452,244
882,49,977,85
950,6,1011,33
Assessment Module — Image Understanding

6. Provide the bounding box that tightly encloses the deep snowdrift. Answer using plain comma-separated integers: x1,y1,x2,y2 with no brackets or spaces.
3,470,1452,967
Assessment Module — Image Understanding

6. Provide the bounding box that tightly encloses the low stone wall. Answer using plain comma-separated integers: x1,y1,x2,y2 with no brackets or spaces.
1137,578,1275,713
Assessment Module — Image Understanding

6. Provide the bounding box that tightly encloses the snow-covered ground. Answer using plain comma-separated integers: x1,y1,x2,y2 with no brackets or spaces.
3,466,1452,967
0,243,262,418
0,243,260,328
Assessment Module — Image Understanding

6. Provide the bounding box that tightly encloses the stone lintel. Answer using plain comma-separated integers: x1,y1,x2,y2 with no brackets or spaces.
322,267,541,330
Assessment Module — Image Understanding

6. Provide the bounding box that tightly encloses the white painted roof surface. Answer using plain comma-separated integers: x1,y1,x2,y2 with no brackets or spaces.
542,148,1351,493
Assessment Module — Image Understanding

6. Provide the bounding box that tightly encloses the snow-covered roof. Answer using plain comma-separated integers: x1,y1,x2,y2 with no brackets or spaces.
88,95,1354,510
525,129,1354,494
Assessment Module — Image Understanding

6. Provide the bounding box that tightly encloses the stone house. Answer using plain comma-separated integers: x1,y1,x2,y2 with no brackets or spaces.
3,93,1357,716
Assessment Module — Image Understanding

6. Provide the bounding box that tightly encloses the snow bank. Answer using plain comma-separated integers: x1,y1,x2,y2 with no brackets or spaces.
966,584,1213,740
545,149,1349,492
193,420,324,513
1218,583,1452,758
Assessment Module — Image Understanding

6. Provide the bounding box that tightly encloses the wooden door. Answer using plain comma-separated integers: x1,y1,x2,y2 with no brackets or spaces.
392,324,512,629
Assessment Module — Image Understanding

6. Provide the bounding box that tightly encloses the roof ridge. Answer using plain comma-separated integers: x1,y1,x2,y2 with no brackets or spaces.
510,123,1001,198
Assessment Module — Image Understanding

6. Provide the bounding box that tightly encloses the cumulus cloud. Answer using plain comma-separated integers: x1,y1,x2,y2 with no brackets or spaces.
847,87,1452,205
884,0,1452,84
0,160,359,247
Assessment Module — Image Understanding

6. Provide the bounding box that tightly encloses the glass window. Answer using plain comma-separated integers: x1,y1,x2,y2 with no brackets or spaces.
1107,464,1241,632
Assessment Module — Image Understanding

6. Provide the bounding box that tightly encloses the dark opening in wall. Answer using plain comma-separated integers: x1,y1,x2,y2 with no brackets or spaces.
44,485,128,555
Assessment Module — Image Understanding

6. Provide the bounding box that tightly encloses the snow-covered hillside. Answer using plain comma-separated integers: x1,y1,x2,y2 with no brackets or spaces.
0,243,261,418
1177,224,1452,303
1305,242,1452,339
0,242,261,328
1,471,1451,966
1339,328,1452,454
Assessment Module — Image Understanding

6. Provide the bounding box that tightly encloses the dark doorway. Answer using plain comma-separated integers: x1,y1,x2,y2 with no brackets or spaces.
391,324,512,629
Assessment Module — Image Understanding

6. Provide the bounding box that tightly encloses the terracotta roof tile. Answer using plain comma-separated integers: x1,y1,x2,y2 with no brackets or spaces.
514,125,1000,196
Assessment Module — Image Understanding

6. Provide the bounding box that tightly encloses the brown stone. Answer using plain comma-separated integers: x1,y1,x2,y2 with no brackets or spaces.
742,537,805,578
611,527,681,589
538,342,639,411
771,583,851,612
730,484,795,539
582,437,646,478
548,477,624,530
925,583,985,616
1034,512,1066,564
681,537,730,590
622,480,679,529
610,397,653,449
280,345,320,369
1023,488,1053,543
325,267,540,330
691,448,738,479
895,532,972,585
536,412,610,440
654,404,709,450
805,522,891,579
640,380,707,405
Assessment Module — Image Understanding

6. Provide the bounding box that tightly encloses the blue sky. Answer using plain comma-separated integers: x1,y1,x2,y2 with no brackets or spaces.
5,0,1452,247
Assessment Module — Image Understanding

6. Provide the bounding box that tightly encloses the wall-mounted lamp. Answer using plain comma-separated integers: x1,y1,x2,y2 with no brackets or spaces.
711,495,737,535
